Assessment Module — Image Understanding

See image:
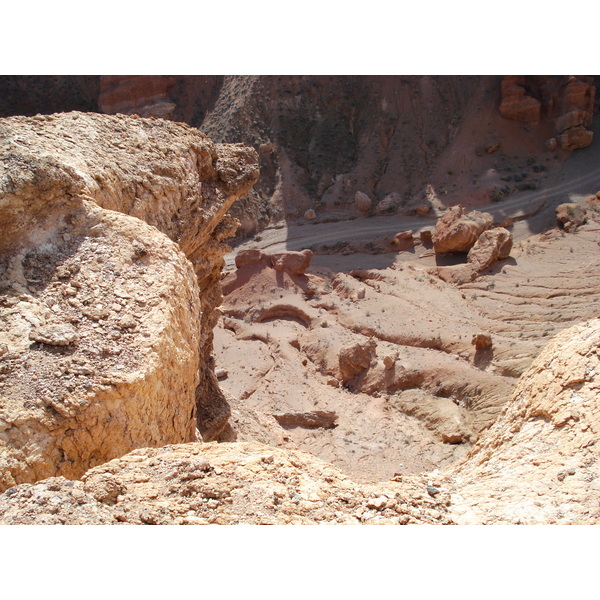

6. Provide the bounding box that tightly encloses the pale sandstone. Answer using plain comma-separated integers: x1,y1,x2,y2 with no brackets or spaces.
445,319,600,524
555,202,587,232
0,201,202,491
0,441,453,524
0,112,258,490
467,227,513,272
0,112,259,442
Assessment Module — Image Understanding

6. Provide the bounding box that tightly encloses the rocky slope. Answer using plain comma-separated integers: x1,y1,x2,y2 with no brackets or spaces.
98,75,598,238
213,208,600,483
4,75,596,239
0,441,451,524
1,318,597,525
444,318,600,524
1,78,599,524
0,112,258,490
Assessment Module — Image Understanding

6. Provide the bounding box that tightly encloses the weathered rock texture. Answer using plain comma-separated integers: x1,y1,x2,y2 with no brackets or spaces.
499,76,541,125
432,205,493,254
0,203,202,491
0,441,452,524
0,112,258,490
445,319,600,524
500,75,596,149
555,202,587,232
467,227,513,272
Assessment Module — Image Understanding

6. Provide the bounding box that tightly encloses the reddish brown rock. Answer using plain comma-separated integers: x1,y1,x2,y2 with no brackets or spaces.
558,127,594,151
99,75,177,119
442,433,464,444
272,411,338,429
471,333,492,350
556,203,587,232
270,249,313,275
339,338,377,382
235,249,313,275
393,230,415,250
433,205,493,254
235,249,270,269
499,76,541,125
467,227,513,272
420,229,433,245
553,77,595,150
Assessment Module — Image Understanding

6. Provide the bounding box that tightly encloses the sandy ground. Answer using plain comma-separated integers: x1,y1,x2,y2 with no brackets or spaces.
215,116,600,483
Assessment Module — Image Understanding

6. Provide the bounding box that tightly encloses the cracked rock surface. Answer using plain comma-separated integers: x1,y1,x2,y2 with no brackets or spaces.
0,112,258,490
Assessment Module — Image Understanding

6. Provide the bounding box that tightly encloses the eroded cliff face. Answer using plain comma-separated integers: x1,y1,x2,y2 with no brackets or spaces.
1,319,598,524
500,75,596,150
97,75,598,239
444,318,600,524
0,112,258,490
4,75,597,240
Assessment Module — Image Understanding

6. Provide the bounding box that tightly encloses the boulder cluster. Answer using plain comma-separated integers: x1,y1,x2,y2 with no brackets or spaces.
432,205,513,284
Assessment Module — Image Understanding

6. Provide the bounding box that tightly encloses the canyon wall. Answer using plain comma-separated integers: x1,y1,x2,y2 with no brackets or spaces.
2,75,597,239
99,75,598,237
0,112,258,490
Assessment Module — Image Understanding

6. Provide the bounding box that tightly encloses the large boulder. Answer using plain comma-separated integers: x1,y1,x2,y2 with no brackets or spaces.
235,249,270,269
467,227,513,272
235,249,313,276
354,191,373,212
556,203,587,232
433,205,493,254
270,249,313,275
339,338,377,383
0,201,202,491
0,112,259,490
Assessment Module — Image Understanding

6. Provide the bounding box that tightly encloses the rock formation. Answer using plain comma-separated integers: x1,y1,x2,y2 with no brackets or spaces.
499,76,541,125
555,202,587,232
338,338,378,384
466,227,513,272
0,441,452,524
2,75,597,240
234,248,313,276
354,191,373,212
499,75,595,150
554,76,595,150
445,319,600,524
432,205,494,254
0,112,258,490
